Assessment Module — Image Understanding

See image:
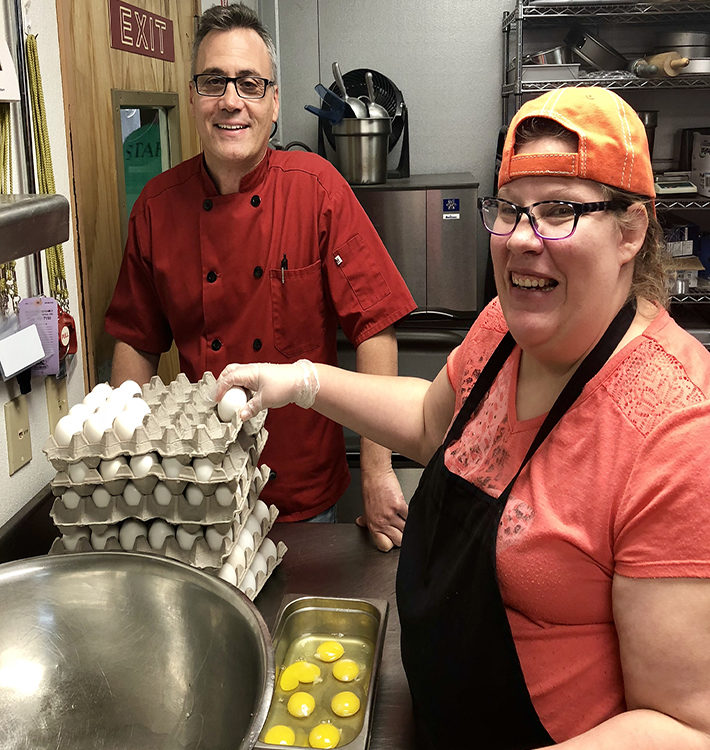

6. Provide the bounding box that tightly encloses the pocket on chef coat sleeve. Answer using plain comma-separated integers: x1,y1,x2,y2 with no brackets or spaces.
271,259,327,357
333,235,391,310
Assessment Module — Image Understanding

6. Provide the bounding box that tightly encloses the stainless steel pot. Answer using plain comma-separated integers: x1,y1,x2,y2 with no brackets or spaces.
0,552,275,750
524,45,573,65
654,31,710,58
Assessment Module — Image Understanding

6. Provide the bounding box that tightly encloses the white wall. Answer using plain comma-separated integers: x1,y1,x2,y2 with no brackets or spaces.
274,0,510,197
0,0,86,527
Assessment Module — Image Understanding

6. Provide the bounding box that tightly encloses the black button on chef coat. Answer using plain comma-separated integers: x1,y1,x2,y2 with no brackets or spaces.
253,338,262,351
253,266,263,279
250,195,261,207
203,198,213,211
211,338,222,351
206,270,217,283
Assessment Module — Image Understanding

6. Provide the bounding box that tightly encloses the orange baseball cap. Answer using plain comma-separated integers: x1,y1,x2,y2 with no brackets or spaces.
498,87,655,200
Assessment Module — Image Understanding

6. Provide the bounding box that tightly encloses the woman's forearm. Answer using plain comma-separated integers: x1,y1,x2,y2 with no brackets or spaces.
538,709,710,750
311,364,446,466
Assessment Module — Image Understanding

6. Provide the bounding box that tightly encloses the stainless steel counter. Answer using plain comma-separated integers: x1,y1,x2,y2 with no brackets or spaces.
255,523,415,750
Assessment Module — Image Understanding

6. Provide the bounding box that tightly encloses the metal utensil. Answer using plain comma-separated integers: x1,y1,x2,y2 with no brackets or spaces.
0,552,274,750
332,61,369,118
365,71,390,118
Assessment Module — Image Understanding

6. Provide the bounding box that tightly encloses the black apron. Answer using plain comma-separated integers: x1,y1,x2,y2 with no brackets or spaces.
396,302,635,750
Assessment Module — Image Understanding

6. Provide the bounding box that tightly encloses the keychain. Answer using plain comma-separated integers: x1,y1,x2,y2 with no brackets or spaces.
57,303,77,360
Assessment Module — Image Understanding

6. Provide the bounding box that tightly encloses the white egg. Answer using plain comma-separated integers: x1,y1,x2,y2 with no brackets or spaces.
90,382,112,400
118,379,142,397
185,483,204,507
106,388,130,408
153,481,172,506
161,455,186,478
67,460,90,483
192,457,215,482
176,524,204,551
54,414,84,447
205,525,228,551
245,513,262,538
118,519,147,550
214,483,234,507
90,524,119,550
217,387,248,422
227,542,246,570
92,486,112,508
62,489,82,510
252,499,271,525
68,402,94,423
148,519,175,549
260,536,277,562
129,453,157,478
217,562,237,585
122,481,143,507
236,527,254,556
99,456,127,481
113,410,143,441
250,551,268,580
123,397,150,420
240,569,256,597
83,411,114,443
82,390,105,411
62,528,90,551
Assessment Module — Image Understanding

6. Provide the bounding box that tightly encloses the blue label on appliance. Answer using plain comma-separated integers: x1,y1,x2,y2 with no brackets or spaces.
443,198,459,212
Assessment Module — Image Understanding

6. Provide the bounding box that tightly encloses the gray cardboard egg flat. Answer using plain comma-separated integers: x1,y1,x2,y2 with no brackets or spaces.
50,501,279,572
49,428,266,499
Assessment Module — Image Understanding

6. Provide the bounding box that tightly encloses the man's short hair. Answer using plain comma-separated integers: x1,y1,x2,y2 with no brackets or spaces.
192,3,278,81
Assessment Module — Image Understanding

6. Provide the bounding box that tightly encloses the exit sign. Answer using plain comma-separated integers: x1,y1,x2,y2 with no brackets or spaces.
109,0,175,62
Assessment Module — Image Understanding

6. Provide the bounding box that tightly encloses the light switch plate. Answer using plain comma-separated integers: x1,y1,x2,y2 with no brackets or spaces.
45,376,69,433
4,395,31,475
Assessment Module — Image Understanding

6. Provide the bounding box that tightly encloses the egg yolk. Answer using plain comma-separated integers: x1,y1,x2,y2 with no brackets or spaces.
308,722,340,748
263,724,296,746
331,690,360,718
279,660,321,691
296,660,321,683
287,690,316,718
316,640,344,663
332,659,359,682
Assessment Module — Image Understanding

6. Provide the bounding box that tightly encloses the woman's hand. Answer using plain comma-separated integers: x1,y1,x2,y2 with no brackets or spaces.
216,360,320,420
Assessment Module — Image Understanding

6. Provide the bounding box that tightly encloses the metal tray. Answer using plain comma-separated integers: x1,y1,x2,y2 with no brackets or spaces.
522,63,581,80
254,594,388,749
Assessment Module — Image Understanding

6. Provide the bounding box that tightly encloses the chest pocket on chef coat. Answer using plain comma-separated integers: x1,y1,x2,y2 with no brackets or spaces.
271,259,327,357
333,235,391,310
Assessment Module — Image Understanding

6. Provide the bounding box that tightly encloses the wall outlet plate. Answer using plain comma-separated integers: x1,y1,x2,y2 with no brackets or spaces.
45,376,69,433
4,395,31,475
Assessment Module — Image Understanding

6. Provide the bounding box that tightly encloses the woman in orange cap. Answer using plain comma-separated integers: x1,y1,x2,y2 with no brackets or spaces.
217,87,710,749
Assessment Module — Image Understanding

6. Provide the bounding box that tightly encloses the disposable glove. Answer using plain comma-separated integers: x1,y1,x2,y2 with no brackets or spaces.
216,359,320,420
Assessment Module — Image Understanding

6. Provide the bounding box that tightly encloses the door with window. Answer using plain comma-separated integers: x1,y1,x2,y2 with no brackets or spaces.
56,0,200,385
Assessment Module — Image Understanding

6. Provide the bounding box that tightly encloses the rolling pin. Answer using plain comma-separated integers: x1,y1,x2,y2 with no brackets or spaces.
642,51,690,77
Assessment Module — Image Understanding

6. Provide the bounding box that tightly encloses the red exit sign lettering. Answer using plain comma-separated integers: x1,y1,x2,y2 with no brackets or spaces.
109,0,175,62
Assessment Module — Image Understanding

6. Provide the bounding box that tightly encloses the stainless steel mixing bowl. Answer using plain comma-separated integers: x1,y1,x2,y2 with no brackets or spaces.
0,552,274,750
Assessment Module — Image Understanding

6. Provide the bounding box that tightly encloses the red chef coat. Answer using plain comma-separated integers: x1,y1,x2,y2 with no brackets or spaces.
105,149,416,520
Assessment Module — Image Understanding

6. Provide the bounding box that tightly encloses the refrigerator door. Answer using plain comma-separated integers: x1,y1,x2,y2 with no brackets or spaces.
354,189,427,309
353,174,479,316
425,187,477,314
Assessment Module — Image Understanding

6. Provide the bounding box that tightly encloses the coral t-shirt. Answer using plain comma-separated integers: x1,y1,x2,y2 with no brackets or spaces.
446,299,710,742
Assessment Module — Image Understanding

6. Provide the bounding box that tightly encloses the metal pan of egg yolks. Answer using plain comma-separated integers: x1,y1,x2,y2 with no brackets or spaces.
255,595,388,749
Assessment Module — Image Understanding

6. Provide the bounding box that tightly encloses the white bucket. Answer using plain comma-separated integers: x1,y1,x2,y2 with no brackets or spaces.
691,131,710,197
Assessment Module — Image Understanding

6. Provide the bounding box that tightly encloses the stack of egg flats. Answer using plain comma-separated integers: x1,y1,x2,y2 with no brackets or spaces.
43,372,286,600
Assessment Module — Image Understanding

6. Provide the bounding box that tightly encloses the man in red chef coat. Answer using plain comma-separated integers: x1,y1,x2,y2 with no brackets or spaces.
105,3,416,550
